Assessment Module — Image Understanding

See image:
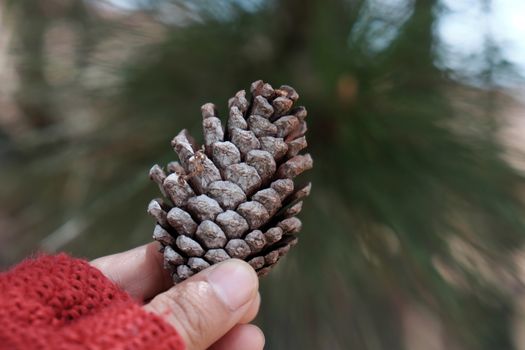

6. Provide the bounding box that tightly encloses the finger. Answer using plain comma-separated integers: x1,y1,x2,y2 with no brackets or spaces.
144,259,259,350
239,292,260,324
209,324,265,350
90,242,172,301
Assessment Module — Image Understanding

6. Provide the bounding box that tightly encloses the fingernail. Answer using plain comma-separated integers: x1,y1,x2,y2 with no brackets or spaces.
207,260,257,311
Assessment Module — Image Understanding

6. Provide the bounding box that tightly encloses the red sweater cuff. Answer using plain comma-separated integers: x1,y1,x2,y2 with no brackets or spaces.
0,254,185,350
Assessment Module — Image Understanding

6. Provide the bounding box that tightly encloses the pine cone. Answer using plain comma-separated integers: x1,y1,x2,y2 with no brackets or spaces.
147,80,313,283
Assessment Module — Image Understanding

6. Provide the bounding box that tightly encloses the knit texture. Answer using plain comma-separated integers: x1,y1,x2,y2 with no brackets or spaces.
0,254,185,350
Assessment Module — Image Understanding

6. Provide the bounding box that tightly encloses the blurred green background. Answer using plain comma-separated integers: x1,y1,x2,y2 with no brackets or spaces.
2,0,525,348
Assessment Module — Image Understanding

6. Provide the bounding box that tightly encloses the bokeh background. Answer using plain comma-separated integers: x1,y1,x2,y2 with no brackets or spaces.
2,0,525,349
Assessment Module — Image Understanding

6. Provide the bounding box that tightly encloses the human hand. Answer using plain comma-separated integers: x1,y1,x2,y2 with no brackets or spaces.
91,243,264,350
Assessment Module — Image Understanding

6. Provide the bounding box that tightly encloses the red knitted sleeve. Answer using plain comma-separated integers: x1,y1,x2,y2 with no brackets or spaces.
0,254,185,350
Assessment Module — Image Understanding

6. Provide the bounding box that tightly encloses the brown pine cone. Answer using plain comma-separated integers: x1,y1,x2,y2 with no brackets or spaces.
147,80,313,283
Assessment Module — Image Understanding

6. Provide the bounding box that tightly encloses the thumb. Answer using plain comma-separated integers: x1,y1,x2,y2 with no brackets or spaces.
144,259,259,350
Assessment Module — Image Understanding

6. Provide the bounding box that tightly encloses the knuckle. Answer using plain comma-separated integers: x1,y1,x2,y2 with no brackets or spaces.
159,281,214,348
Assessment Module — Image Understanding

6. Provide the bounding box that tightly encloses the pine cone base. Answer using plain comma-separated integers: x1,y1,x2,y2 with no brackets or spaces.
148,80,312,283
